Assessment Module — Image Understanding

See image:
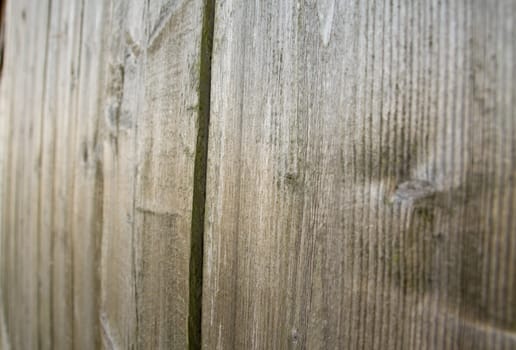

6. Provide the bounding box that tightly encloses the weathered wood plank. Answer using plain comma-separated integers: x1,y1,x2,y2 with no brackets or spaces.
134,0,210,347
99,0,210,348
1,0,212,348
38,0,60,347
69,1,108,349
202,0,516,349
98,1,141,348
0,1,52,349
50,2,85,348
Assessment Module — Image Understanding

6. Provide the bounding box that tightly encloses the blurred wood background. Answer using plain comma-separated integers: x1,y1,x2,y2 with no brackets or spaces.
0,0,515,349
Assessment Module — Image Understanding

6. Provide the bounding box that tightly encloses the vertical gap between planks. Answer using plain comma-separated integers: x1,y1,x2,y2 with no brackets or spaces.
188,0,215,349
0,0,6,77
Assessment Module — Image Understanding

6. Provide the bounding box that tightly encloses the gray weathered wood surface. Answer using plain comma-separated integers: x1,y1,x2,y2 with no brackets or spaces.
0,0,210,349
0,0,515,349
202,0,516,349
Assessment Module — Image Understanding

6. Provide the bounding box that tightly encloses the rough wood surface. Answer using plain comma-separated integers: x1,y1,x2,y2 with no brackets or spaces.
1,0,515,349
99,0,210,348
0,0,210,349
202,0,516,349
1,1,53,348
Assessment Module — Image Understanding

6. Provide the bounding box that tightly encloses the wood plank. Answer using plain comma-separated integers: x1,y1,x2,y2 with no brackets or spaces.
99,0,210,348
134,0,209,347
0,0,212,348
50,1,85,348
98,1,141,348
0,0,52,348
69,1,108,349
202,0,516,349
0,0,23,347
38,0,61,347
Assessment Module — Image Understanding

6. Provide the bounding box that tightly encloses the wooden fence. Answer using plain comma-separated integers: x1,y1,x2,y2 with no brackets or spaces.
0,0,515,349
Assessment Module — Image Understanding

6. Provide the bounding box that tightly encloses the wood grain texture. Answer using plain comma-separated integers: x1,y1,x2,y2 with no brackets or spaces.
0,0,211,349
1,1,53,349
1,0,515,349
202,0,516,349
99,0,209,348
